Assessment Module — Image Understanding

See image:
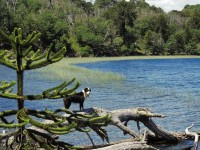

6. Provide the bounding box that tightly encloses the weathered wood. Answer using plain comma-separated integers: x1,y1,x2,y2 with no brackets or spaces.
82,138,157,150
142,118,177,142
90,141,158,150
185,123,199,150
89,107,178,142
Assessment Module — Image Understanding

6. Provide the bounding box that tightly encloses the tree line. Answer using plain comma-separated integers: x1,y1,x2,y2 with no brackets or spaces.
0,0,200,57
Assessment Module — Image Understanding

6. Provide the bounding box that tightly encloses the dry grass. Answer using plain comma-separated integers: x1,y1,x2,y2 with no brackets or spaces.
36,59,125,85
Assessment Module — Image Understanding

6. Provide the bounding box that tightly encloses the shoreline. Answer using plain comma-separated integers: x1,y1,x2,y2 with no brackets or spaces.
64,55,200,64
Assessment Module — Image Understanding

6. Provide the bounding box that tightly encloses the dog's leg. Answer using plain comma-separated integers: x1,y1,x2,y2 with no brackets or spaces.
64,99,72,109
80,102,84,111
136,121,141,138
123,120,129,135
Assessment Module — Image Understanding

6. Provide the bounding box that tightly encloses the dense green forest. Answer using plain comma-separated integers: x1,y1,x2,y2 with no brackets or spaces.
0,0,200,56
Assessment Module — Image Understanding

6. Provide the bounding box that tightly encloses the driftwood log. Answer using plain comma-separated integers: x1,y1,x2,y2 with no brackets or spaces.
82,138,158,150
84,107,177,141
78,107,199,150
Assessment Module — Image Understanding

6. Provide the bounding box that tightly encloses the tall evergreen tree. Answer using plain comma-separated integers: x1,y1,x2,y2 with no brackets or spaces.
0,28,110,149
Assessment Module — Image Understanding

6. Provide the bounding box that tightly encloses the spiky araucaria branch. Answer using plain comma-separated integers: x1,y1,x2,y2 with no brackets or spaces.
0,108,111,133
0,80,20,99
0,78,80,100
0,80,16,91
0,50,16,70
0,28,66,71
0,108,111,149
16,78,80,100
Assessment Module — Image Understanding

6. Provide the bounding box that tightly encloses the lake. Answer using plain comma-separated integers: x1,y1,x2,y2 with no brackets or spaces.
0,58,200,149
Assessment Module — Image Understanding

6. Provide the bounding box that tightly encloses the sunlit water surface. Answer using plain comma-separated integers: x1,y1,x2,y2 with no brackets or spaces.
0,58,200,149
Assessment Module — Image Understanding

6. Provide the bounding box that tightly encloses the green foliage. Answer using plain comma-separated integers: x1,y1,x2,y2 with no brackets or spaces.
0,0,200,56
0,28,68,72
94,0,117,8
0,108,111,149
113,37,123,47
72,17,111,56
25,0,43,12
105,0,137,44
0,80,16,91
154,14,169,42
134,16,156,37
142,30,165,55
166,30,186,54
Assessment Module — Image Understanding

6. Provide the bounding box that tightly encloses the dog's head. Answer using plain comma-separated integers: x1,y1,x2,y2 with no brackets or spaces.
82,87,91,98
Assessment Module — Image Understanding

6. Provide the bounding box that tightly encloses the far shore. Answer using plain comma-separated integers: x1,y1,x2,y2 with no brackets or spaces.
63,55,200,64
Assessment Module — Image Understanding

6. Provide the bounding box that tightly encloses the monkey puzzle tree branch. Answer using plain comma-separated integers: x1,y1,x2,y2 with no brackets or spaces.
0,110,28,128
0,80,16,99
26,109,65,121
0,81,16,91
0,28,67,72
0,92,21,99
23,81,80,100
22,46,66,70
0,79,80,100
17,109,67,129
0,110,17,125
0,110,18,118
1,117,14,124
25,108,111,141
0,50,16,70
0,121,28,128
42,78,80,98
16,108,106,136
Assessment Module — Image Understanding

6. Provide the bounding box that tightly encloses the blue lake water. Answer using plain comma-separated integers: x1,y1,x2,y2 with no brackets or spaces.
0,58,200,149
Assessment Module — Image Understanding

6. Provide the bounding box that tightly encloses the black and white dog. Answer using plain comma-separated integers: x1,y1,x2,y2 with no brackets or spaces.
63,88,91,111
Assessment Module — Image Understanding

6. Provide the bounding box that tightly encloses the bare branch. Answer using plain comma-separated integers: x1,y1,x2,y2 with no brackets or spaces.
185,123,199,150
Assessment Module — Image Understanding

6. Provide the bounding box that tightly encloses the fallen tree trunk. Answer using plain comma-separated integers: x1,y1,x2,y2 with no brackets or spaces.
82,138,158,150
90,141,158,150
87,107,178,142
79,107,199,149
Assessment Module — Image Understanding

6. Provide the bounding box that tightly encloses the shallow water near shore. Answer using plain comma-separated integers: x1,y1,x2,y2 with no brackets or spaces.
0,58,200,149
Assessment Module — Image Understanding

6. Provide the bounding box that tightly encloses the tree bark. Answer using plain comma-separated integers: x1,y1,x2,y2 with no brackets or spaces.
90,141,158,150
88,107,178,142
82,138,157,150
79,107,200,149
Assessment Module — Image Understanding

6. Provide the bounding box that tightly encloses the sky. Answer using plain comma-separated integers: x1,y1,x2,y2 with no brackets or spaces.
86,0,200,12
145,0,200,12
